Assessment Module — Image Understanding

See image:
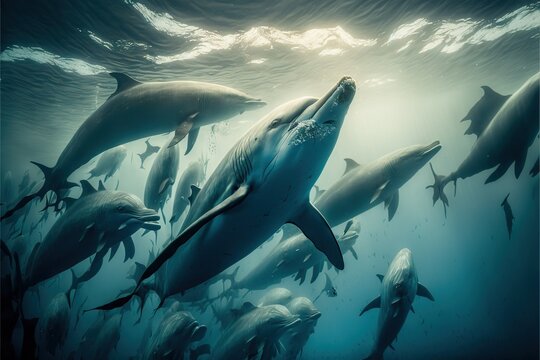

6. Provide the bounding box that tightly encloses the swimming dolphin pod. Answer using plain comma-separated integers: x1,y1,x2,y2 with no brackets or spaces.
429,72,539,215
93,77,356,313
359,248,434,360
1,73,265,221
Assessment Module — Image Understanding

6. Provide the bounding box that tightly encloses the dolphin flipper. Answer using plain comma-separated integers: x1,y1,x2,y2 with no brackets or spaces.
417,283,435,301
485,161,511,184
289,203,344,270
168,113,198,148
185,128,200,155
359,296,381,316
122,237,135,262
384,191,399,221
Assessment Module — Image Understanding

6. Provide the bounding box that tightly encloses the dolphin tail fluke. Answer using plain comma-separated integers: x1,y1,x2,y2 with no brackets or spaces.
425,163,450,217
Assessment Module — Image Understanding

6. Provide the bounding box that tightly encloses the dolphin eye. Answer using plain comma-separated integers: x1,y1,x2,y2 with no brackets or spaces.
116,205,126,212
269,118,282,129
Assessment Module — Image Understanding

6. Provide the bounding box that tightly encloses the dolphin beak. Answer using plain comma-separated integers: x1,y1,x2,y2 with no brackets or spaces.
421,141,442,161
134,209,161,230
283,317,301,330
309,77,356,120
308,312,322,321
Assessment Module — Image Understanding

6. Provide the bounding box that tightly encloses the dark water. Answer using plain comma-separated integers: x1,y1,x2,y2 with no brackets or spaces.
1,0,539,359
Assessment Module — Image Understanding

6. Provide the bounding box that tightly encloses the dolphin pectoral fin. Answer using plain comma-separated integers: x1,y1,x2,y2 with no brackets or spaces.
384,191,399,221
109,242,121,261
370,180,390,205
158,178,173,195
122,237,135,262
80,180,97,197
376,274,384,282
188,185,201,205
350,247,358,260
168,113,198,148
343,220,353,235
135,184,250,287
310,262,322,283
294,268,307,285
289,203,344,270
514,149,527,178
185,127,200,155
417,283,435,301
485,161,511,184
359,296,381,316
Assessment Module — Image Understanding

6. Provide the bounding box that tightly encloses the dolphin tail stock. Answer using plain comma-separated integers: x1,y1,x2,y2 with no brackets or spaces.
425,163,451,217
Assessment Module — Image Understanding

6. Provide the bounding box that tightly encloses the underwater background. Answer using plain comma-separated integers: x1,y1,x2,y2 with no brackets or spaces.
1,0,539,359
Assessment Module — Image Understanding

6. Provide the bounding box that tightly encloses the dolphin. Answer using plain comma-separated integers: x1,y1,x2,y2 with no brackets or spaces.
138,138,161,169
212,302,300,360
232,227,359,291
144,143,180,221
93,77,356,312
281,297,321,360
1,72,266,220
428,73,539,214
143,311,208,360
170,160,207,233
25,181,160,295
359,248,434,360
315,141,441,226
88,145,127,182
39,293,70,356
501,193,514,239
313,273,338,303
460,86,510,138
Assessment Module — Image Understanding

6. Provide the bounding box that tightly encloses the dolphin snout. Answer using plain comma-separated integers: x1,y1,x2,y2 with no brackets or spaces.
421,141,442,160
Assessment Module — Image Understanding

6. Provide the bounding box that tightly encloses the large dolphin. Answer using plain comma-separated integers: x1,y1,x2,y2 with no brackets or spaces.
39,293,70,356
143,311,208,360
212,302,300,360
24,181,160,294
359,248,434,360
282,296,321,360
87,145,127,182
1,73,266,220
258,287,294,307
429,72,539,214
143,143,180,220
315,141,441,226
169,160,207,233
94,77,356,312
233,226,359,291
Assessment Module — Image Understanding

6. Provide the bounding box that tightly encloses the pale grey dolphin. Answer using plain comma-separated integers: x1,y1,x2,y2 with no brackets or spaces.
39,293,70,356
87,145,127,182
315,141,441,226
169,160,207,233
429,72,539,214
24,181,160,294
143,311,208,360
359,248,434,360
143,142,180,221
281,296,321,360
1,73,265,220
232,227,359,291
212,302,300,360
93,77,356,312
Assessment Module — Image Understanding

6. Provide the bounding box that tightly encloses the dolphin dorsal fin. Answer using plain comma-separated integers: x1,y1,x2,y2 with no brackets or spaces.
343,158,360,175
480,85,504,98
98,180,106,191
80,180,97,197
108,73,142,100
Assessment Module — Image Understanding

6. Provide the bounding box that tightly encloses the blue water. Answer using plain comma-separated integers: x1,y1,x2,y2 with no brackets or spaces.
1,1,539,359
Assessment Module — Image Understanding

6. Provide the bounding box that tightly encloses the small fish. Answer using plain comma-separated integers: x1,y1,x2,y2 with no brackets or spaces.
138,138,160,169
501,193,514,239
